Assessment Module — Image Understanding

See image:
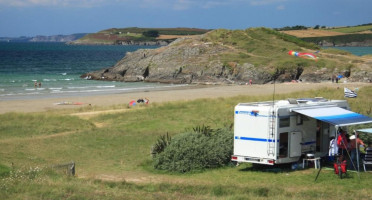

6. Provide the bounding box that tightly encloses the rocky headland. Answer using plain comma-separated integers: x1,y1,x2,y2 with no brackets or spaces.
82,28,372,84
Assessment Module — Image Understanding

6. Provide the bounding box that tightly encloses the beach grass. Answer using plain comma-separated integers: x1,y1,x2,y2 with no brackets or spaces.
0,85,371,199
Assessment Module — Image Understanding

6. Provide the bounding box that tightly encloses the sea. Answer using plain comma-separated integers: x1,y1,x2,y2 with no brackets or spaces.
0,42,187,101
325,46,372,56
0,43,371,101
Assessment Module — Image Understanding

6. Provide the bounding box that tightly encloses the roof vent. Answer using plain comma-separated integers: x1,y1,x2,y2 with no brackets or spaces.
288,98,298,104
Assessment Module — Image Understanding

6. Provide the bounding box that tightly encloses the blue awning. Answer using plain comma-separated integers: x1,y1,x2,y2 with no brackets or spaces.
292,106,372,127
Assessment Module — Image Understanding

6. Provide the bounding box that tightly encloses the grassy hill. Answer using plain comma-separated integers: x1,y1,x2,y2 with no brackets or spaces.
280,23,372,38
72,27,210,45
280,23,372,46
83,27,371,85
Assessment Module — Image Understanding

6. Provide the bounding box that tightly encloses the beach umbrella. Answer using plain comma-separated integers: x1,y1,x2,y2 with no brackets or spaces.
129,100,136,106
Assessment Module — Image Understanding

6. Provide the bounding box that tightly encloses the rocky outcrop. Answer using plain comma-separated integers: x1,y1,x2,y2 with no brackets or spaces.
82,36,273,84
82,30,372,84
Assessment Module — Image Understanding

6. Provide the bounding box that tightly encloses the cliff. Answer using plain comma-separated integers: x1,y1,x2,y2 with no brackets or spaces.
82,28,372,84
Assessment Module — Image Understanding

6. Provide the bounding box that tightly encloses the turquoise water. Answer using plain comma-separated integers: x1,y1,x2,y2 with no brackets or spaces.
323,46,372,56
0,42,185,100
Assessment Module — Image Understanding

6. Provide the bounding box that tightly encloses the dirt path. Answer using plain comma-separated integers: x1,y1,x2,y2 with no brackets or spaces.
0,130,78,144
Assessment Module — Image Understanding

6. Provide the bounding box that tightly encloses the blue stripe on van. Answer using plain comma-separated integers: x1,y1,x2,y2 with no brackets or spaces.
234,111,272,118
301,141,316,145
235,136,278,142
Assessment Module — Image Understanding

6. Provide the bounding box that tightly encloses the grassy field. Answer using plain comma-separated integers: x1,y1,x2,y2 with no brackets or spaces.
329,25,372,33
1,86,372,199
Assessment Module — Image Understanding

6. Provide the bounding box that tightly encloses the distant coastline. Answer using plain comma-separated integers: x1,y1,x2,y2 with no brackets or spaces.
0,33,87,43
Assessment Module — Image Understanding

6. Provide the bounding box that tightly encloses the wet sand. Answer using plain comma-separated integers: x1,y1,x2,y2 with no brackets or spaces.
0,82,368,114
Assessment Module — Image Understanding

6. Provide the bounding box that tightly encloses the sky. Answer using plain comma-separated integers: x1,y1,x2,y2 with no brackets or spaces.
0,0,371,37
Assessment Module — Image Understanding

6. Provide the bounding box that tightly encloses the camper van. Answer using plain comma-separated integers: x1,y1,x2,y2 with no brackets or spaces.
231,98,372,165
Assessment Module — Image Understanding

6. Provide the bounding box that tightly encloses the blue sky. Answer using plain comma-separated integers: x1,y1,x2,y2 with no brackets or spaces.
0,0,371,37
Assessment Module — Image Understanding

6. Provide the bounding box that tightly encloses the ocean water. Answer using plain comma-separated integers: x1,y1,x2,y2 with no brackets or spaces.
0,42,185,101
323,46,372,56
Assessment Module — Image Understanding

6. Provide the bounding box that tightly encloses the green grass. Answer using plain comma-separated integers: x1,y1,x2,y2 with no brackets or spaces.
0,86,372,199
330,25,372,33
0,113,95,140
200,28,350,74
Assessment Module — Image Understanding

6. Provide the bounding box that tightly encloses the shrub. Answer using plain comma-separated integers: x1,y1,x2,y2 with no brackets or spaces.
142,30,159,38
153,126,233,173
150,132,172,158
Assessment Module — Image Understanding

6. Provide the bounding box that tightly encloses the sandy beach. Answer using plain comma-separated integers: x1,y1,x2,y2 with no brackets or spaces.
0,82,368,114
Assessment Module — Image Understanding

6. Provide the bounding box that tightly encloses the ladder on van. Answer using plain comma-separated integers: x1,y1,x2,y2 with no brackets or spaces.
267,108,276,156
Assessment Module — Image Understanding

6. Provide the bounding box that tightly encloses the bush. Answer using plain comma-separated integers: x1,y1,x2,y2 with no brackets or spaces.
153,126,233,173
150,132,171,158
142,30,159,38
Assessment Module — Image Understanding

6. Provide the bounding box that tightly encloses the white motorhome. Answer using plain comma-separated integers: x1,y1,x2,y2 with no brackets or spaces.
231,98,372,165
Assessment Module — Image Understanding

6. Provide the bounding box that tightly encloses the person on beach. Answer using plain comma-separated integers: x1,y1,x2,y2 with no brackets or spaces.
34,81,38,87
38,82,41,87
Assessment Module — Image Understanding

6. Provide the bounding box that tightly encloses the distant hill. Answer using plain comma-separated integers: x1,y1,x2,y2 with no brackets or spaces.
70,27,211,45
0,33,87,43
279,23,372,46
82,28,371,84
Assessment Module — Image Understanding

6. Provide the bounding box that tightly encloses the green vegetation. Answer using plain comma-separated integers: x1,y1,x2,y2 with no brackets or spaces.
1,86,372,199
0,113,95,140
0,164,10,177
201,28,349,75
153,126,233,173
321,48,352,55
99,27,210,35
74,27,210,44
302,33,372,46
275,25,308,31
142,30,159,38
330,24,372,33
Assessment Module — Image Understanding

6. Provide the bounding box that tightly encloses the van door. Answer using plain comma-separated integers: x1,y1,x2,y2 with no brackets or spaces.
290,132,302,157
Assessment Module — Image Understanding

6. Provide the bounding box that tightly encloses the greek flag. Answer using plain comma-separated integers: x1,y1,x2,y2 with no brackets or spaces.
344,87,357,98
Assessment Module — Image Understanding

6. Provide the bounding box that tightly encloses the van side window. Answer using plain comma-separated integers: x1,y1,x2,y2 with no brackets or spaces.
279,117,290,128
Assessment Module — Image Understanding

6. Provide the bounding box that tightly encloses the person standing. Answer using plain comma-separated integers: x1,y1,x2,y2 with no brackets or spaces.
329,136,338,162
349,133,365,169
337,130,349,156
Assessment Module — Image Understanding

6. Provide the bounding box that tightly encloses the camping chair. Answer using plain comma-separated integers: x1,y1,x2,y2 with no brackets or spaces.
363,147,372,172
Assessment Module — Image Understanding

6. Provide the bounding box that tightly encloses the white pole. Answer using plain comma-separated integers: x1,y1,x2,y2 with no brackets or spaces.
356,131,360,177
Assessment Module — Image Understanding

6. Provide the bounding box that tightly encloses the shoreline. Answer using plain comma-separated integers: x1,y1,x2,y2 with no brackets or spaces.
0,82,368,114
